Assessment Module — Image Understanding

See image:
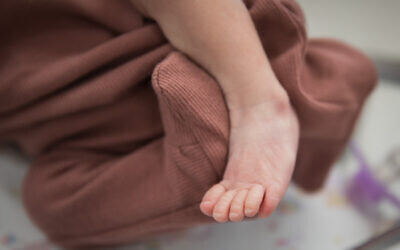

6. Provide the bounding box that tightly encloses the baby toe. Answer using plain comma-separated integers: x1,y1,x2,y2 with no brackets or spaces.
259,184,283,218
200,184,226,216
244,184,264,217
229,189,248,222
213,190,236,223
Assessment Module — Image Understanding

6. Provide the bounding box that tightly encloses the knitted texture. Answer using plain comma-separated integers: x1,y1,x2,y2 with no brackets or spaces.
0,0,376,248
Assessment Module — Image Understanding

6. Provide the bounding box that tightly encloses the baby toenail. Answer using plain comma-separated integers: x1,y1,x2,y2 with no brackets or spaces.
245,208,252,214
202,201,211,206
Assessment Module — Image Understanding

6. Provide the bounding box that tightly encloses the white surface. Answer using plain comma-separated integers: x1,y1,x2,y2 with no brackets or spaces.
297,0,400,59
355,81,400,167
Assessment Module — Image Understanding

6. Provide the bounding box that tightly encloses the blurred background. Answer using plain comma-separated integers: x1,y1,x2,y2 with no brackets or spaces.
1,0,400,249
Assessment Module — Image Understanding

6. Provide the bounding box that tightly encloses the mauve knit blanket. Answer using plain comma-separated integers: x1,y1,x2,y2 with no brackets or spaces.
0,0,376,248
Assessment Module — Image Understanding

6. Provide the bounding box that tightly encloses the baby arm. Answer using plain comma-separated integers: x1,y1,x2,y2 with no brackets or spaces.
132,0,299,222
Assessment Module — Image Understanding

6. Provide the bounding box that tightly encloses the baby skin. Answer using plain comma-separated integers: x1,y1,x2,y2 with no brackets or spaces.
132,0,299,222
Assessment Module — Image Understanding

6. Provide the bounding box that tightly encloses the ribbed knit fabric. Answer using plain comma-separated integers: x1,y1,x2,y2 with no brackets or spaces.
0,0,376,248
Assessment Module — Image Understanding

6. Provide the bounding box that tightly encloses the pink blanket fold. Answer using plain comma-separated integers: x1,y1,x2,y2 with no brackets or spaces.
0,0,376,248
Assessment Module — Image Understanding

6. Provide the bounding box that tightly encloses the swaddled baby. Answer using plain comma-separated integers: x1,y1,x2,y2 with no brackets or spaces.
0,0,376,248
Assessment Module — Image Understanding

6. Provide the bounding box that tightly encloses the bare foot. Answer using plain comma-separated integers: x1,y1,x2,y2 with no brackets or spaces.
200,96,299,222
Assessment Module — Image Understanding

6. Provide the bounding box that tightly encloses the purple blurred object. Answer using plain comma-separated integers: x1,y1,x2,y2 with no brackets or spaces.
346,142,400,217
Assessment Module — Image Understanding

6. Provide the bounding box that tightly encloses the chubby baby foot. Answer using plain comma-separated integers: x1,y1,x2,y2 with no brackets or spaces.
200,95,299,222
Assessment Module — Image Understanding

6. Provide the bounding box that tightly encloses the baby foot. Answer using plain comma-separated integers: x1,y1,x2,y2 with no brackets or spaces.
200,97,299,222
